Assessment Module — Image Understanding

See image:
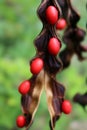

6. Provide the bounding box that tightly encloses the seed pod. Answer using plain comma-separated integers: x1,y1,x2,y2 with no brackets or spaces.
58,0,87,69
19,0,65,130
21,70,44,128
16,0,87,130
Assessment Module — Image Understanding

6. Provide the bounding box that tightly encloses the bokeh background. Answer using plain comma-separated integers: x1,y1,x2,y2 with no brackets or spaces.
0,0,87,130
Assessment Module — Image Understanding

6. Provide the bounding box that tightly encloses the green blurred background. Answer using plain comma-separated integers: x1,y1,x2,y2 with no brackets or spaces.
0,0,87,130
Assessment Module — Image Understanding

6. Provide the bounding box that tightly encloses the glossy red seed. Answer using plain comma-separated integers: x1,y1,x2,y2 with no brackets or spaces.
56,18,67,30
18,80,30,95
30,58,44,74
48,37,61,55
46,6,58,25
16,115,26,128
62,100,72,114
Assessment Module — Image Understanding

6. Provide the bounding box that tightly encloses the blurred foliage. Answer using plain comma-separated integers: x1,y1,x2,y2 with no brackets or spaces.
0,0,87,130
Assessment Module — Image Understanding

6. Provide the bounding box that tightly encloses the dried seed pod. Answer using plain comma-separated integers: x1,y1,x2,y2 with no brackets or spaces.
16,0,81,130
58,0,87,110
58,0,87,69
73,92,87,109
44,72,65,130
21,70,44,129
17,0,87,129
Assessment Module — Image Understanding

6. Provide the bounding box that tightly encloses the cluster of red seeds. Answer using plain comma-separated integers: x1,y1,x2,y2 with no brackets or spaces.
16,5,72,129
46,6,67,55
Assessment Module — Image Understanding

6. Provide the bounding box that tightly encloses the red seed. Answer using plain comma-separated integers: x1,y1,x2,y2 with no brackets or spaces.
62,100,72,114
30,58,44,74
46,6,58,25
56,18,67,30
16,115,26,128
18,80,31,95
48,37,61,55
